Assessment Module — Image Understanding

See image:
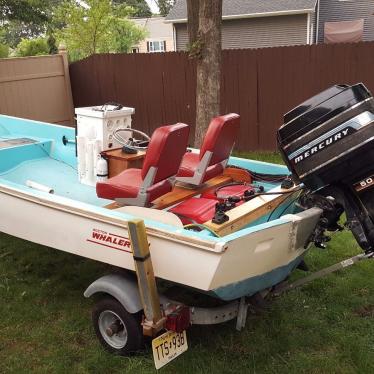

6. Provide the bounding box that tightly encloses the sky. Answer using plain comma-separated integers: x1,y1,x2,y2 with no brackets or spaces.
77,1,160,14
146,0,160,14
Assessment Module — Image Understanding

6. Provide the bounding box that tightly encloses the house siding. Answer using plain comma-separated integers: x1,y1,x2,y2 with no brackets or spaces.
132,17,175,53
175,14,309,51
317,0,374,42
310,11,316,42
175,23,189,50
136,38,174,53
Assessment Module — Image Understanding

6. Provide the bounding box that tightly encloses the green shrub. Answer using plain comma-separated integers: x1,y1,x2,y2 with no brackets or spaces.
0,43,9,58
16,37,49,57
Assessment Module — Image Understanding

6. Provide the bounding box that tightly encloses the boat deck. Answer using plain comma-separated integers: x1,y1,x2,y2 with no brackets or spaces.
0,155,111,207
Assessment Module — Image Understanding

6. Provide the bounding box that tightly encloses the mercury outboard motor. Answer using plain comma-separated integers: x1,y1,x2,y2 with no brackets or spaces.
278,83,374,254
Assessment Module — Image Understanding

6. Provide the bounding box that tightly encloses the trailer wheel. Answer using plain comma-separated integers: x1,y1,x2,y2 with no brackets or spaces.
92,297,143,355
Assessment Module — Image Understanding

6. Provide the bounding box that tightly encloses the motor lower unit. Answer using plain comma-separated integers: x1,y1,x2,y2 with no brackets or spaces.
278,83,374,253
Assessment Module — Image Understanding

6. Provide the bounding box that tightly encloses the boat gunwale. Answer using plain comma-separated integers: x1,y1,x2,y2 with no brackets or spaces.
0,181,228,253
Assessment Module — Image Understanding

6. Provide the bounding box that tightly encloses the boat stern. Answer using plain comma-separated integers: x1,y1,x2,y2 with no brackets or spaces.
208,207,322,300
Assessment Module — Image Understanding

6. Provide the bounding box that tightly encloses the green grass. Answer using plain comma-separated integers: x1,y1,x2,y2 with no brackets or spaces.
0,153,373,374
233,151,285,165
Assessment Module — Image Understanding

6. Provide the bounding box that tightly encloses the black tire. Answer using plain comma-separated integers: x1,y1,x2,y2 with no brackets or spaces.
92,296,143,355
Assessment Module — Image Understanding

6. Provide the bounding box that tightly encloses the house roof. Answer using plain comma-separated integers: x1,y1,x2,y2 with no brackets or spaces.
165,0,317,23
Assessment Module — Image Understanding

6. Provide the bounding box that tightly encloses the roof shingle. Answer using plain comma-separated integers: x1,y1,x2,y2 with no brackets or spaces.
166,0,317,22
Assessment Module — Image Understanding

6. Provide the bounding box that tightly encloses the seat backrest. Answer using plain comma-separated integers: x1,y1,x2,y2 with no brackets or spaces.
141,123,190,183
199,113,240,165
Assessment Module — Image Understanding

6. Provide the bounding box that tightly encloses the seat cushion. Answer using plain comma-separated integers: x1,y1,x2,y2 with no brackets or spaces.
200,113,240,165
141,123,190,183
177,152,224,182
169,197,218,224
176,152,199,178
96,168,172,201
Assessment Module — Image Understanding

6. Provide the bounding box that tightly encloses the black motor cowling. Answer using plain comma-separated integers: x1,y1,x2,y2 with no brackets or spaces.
277,83,374,253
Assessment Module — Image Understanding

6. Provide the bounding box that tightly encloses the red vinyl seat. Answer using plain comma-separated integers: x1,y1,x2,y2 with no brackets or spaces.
97,123,190,206
169,197,218,225
176,113,240,186
170,185,252,225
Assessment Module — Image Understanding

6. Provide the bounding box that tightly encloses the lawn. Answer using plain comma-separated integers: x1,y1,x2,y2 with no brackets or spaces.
0,153,373,374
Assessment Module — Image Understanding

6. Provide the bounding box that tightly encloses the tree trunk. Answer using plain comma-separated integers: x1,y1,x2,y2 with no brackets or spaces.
186,0,199,46
186,0,222,147
194,0,222,147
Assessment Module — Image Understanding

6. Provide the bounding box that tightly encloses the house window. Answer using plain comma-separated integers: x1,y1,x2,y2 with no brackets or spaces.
147,41,167,52
132,47,139,53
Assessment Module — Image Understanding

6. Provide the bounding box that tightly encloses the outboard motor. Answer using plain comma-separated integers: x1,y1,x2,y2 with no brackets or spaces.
277,83,374,254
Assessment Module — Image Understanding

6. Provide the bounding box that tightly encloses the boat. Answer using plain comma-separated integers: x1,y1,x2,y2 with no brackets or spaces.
1,83,373,361
0,113,318,302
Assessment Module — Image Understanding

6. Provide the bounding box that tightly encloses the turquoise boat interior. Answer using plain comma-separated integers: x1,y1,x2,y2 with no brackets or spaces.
0,114,300,243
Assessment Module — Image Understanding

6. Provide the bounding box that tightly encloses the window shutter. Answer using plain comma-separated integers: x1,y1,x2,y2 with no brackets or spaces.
163,41,166,51
147,42,150,52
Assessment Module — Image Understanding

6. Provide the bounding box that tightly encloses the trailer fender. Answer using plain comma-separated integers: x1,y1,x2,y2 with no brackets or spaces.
84,274,142,314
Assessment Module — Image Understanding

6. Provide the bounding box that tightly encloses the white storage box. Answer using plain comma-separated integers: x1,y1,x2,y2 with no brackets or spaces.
75,104,135,186
75,104,135,150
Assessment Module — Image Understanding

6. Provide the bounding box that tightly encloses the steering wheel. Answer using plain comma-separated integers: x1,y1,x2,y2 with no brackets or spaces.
113,128,151,151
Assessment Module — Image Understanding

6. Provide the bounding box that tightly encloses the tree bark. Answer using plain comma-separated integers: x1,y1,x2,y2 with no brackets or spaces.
186,0,199,46
194,0,222,147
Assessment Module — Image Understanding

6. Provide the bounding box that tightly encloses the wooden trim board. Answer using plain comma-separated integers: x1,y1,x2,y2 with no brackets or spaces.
101,148,146,162
152,175,232,210
223,167,252,183
204,185,300,236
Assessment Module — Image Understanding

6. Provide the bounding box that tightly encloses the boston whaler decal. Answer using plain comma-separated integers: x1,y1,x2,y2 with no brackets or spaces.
87,228,132,253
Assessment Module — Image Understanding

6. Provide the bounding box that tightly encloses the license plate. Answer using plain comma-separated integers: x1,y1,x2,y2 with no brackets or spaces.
152,330,188,369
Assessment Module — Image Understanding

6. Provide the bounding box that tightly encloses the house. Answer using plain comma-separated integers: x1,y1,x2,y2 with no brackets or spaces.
316,0,374,43
165,0,318,50
131,17,175,53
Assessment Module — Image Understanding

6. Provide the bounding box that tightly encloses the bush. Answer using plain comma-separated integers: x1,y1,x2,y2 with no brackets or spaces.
0,43,9,58
16,37,49,57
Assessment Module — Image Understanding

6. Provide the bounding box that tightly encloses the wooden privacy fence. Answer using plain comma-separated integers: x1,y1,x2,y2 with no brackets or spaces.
69,42,374,151
0,47,75,126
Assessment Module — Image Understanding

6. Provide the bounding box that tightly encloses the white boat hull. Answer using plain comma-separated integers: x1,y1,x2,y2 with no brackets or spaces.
0,183,321,300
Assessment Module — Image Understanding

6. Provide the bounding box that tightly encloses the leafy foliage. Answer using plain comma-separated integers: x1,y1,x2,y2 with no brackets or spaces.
0,0,49,24
0,0,63,48
155,0,176,16
16,37,49,57
1,20,45,48
0,28,9,58
113,0,152,17
47,33,58,54
0,42,8,58
109,18,147,53
55,0,146,61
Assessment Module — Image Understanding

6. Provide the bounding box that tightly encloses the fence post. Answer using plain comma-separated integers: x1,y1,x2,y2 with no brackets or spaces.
58,44,75,126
